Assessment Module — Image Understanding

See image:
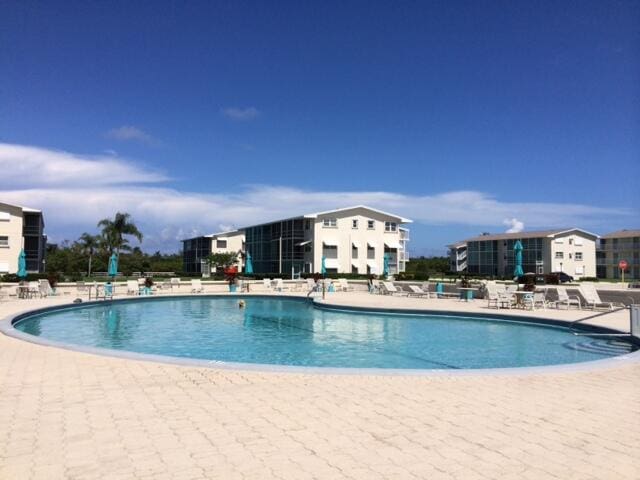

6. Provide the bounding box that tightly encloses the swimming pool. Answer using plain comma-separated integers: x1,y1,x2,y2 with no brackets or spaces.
11,296,637,370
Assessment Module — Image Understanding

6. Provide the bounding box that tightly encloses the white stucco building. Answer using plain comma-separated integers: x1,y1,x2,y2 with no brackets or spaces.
0,201,47,274
447,229,598,279
183,206,411,276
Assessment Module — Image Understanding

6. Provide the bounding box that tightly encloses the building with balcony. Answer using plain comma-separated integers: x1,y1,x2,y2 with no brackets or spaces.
0,201,47,275
448,241,467,273
597,229,640,280
447,229,597,278
182,206,411,276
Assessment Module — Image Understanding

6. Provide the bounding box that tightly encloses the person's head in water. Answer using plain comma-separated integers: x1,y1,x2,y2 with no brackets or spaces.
238,300,246,309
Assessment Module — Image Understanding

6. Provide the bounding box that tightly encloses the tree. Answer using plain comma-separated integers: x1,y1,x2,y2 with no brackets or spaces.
97,212,143,254
207,252,238,272
77,233,100,276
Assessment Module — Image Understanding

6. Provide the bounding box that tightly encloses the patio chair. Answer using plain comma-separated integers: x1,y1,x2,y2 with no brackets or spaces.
371,279,382,294
337,278,353,291
486,284,515,309
170,278,181,291
191,279,204,293
38,279,53,297
578,285,624,310
263,278,273,291
126,280,140,296
27,281,40,298
381,281,408,296
274,278,289,291
553,286,581,310
407,285,432,298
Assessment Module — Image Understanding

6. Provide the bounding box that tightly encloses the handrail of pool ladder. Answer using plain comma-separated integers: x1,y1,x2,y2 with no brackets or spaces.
568,303,634,336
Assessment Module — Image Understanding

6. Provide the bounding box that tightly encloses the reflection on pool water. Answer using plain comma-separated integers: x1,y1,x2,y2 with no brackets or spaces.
13,296,637,370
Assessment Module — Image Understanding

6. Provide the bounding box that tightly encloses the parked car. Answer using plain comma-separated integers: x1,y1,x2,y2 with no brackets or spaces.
550,272,574,283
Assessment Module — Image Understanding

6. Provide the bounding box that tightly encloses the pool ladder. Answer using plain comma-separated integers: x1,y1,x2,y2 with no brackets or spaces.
568,305,632,337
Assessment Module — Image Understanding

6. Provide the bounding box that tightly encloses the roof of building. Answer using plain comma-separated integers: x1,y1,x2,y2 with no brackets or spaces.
303,205,412,223
451,228,599,245
600,229,640,239
0,201,41,213
203,229,244,238
447,241,467,249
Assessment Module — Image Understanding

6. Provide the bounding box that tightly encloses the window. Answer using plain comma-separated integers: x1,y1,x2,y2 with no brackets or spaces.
352,246,358,259
367,220,375,229
555,251,564,259
352,219,358,229
384,221,397,232
569,238,573,245
575,252,583,261
304,244,311,253
216,239,227,249
0,236,8,247
323,218,337,228
304,219,311,230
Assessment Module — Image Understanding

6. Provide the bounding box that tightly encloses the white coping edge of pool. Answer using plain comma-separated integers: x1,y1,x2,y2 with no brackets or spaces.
1,293,639,377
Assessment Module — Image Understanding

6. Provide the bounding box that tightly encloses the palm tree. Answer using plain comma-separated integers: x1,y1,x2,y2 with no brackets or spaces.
98,212,143,255
77,233,100,277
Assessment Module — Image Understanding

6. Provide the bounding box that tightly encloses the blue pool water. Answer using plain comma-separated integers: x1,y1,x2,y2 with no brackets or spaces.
13,297,637,370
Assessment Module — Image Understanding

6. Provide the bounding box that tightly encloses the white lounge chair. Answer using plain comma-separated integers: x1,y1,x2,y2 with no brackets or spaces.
407,285,432,298
127,280,139,295
170,277,181,291
553,287,581,310
191,279,204,293
263,278,273,290
578,285,624,310
337,278,353,292
274,278,288,291
381,281,408,296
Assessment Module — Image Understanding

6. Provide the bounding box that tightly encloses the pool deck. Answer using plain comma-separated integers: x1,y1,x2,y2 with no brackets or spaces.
1,293,639,479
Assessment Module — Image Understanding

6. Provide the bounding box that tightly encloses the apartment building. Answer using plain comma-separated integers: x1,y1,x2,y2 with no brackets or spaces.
447,229,597,278
182,229,244,274
0,201,47,274
597,229,640,280
182,206,411,276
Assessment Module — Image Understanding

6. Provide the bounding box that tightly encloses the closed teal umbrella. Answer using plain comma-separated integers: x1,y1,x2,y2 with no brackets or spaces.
513,240,524,278
17,249,27,279
383,253,390,276
321,256,327,276
108,253,118,280
245,252,253,274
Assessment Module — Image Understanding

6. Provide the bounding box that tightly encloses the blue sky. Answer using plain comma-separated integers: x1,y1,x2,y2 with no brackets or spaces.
1,0,638,255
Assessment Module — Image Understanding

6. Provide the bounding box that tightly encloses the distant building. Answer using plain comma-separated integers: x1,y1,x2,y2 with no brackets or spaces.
597,229,640,280
182,229,245,275
0,201,47,274
447,229,598,278
182,205,411,276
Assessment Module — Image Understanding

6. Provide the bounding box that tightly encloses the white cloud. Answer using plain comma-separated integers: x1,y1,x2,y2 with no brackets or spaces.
0,143,167,188
105,126,158,145
221,107,260,121
503,218,524,233
0,143,632,252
